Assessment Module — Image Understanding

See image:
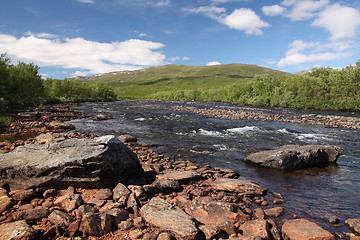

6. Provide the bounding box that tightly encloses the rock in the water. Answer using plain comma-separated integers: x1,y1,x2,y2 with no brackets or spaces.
0,220,37,240
210,178,267,195
244,145,342,171
140,197,199,240
0,135,144,189
156,170,203,183
282,219,335,240
345,218,360,236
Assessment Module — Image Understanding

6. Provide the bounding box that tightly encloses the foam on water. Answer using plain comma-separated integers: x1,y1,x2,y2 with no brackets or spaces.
226,126,260,134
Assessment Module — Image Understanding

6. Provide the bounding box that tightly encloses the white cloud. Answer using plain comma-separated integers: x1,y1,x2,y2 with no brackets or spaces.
0,33,166,75
262,5,286,16
155,0,170,7
312,4,360,41
186,7,269,35
182,56,190,61
206,61,221,66
73,0,95,4
169,56,190,62
277,39,354,67
264,0,330,21
24,31,58,39
138,33,148,37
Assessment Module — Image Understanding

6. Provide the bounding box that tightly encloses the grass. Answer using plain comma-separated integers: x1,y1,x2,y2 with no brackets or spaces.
76,64,287,99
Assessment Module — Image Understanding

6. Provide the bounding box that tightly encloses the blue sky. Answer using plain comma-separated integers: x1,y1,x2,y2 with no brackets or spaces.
0,0,359,78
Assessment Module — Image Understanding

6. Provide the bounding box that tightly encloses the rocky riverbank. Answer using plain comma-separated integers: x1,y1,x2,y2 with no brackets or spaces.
143,103,360,129
0,104,359,240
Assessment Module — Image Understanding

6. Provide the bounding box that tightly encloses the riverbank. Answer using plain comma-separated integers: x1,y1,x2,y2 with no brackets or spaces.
142,102,360,129
0,103,359,239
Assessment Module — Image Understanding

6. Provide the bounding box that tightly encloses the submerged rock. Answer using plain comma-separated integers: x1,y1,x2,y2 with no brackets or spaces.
0,135,144,189
244,145,342,171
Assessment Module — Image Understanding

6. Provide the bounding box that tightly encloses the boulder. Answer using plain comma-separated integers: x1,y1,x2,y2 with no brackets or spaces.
244,145,342,171
0,221,37,240
282,219,335,240
141,197,199,240
0,135,144,189
238,219,271,240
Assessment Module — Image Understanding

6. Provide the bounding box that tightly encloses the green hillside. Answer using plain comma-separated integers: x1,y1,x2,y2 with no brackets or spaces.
75,64,287,99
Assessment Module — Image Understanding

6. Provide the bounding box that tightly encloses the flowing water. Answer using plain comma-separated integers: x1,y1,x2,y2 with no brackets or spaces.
69,100,360,232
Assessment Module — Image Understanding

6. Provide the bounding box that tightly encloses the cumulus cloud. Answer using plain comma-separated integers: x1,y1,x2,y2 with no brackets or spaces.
262,5,286,17
0,33,166,76
186,7,269,35
220,8,270,35
206,61,221,66
169,56,190,62
312,4,360,41
263,0,330,21
277,39,354,67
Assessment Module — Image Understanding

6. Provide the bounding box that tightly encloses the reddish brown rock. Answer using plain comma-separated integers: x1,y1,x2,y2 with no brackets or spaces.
252,208,265,219
0,220,37,240
186,199,249,235
129,229,143,239
141,197,199,240
17,207,50,221
54,193,83,212
0,195,12,214
112,183,131,202
264,207,284,218
10,189,35,201
94,188,113,200
238,219,271,240
156,170,203,183
119,134,138,143
282,219,335,240
48,210,75,227
199,225,221,240
210,178,267,195
79,212,103,237
345,218,360,236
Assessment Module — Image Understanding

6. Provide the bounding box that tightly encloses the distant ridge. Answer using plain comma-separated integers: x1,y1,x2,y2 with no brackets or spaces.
73,63,288,99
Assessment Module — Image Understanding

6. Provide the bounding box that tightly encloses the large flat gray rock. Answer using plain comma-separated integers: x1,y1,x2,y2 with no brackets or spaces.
0,135,144,189
244,145,342,171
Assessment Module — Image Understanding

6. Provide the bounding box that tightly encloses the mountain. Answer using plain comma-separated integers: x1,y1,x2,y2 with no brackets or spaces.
74,64,288,99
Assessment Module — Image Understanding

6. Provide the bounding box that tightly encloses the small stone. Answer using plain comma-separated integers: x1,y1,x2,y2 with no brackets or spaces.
48,210,75,227
118,221,132,231
129,229,143,239
113,183,131,202
238,219,271,239
0,187,8,197
142,232,158,240
104,208,129,224
0,221,37,240
18,204,34,211
79,212,103,237
133,216,146,229
10,189,35,201
334,231,345,239
94,188,113,200
119,134,138,143
157,232,173,240
17,207,50,221
273,199,285,205
43,189,58,198
329,216,340,224
252,208,265,219
54,193,83,212
264,207,284,218
199,225,221,240
271,192,283,199
0,195,13,214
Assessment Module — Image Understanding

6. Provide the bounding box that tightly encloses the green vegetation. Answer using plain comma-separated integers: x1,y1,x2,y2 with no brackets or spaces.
0,53,117,121
150,61,360,111
78,64,286,99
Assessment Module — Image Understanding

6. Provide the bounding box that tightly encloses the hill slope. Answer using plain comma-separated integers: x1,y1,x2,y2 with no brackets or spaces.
75,64,287,99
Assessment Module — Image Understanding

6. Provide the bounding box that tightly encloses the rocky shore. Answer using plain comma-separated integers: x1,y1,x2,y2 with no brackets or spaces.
0,104,359,240
144,103,360,129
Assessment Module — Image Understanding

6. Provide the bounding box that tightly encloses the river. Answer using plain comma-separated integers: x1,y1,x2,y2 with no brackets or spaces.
69,100,360,232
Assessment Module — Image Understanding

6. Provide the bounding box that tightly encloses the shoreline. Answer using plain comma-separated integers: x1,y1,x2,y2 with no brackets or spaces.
0,103,359,239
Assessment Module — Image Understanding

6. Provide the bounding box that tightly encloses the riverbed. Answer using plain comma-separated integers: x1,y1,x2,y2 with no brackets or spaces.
69,100,360,232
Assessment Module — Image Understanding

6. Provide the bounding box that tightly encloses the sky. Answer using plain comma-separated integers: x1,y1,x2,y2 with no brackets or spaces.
0,0,360,78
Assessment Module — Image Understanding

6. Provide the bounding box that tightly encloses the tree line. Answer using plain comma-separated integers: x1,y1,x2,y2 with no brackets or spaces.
151,60,360,111
0,53,117,115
